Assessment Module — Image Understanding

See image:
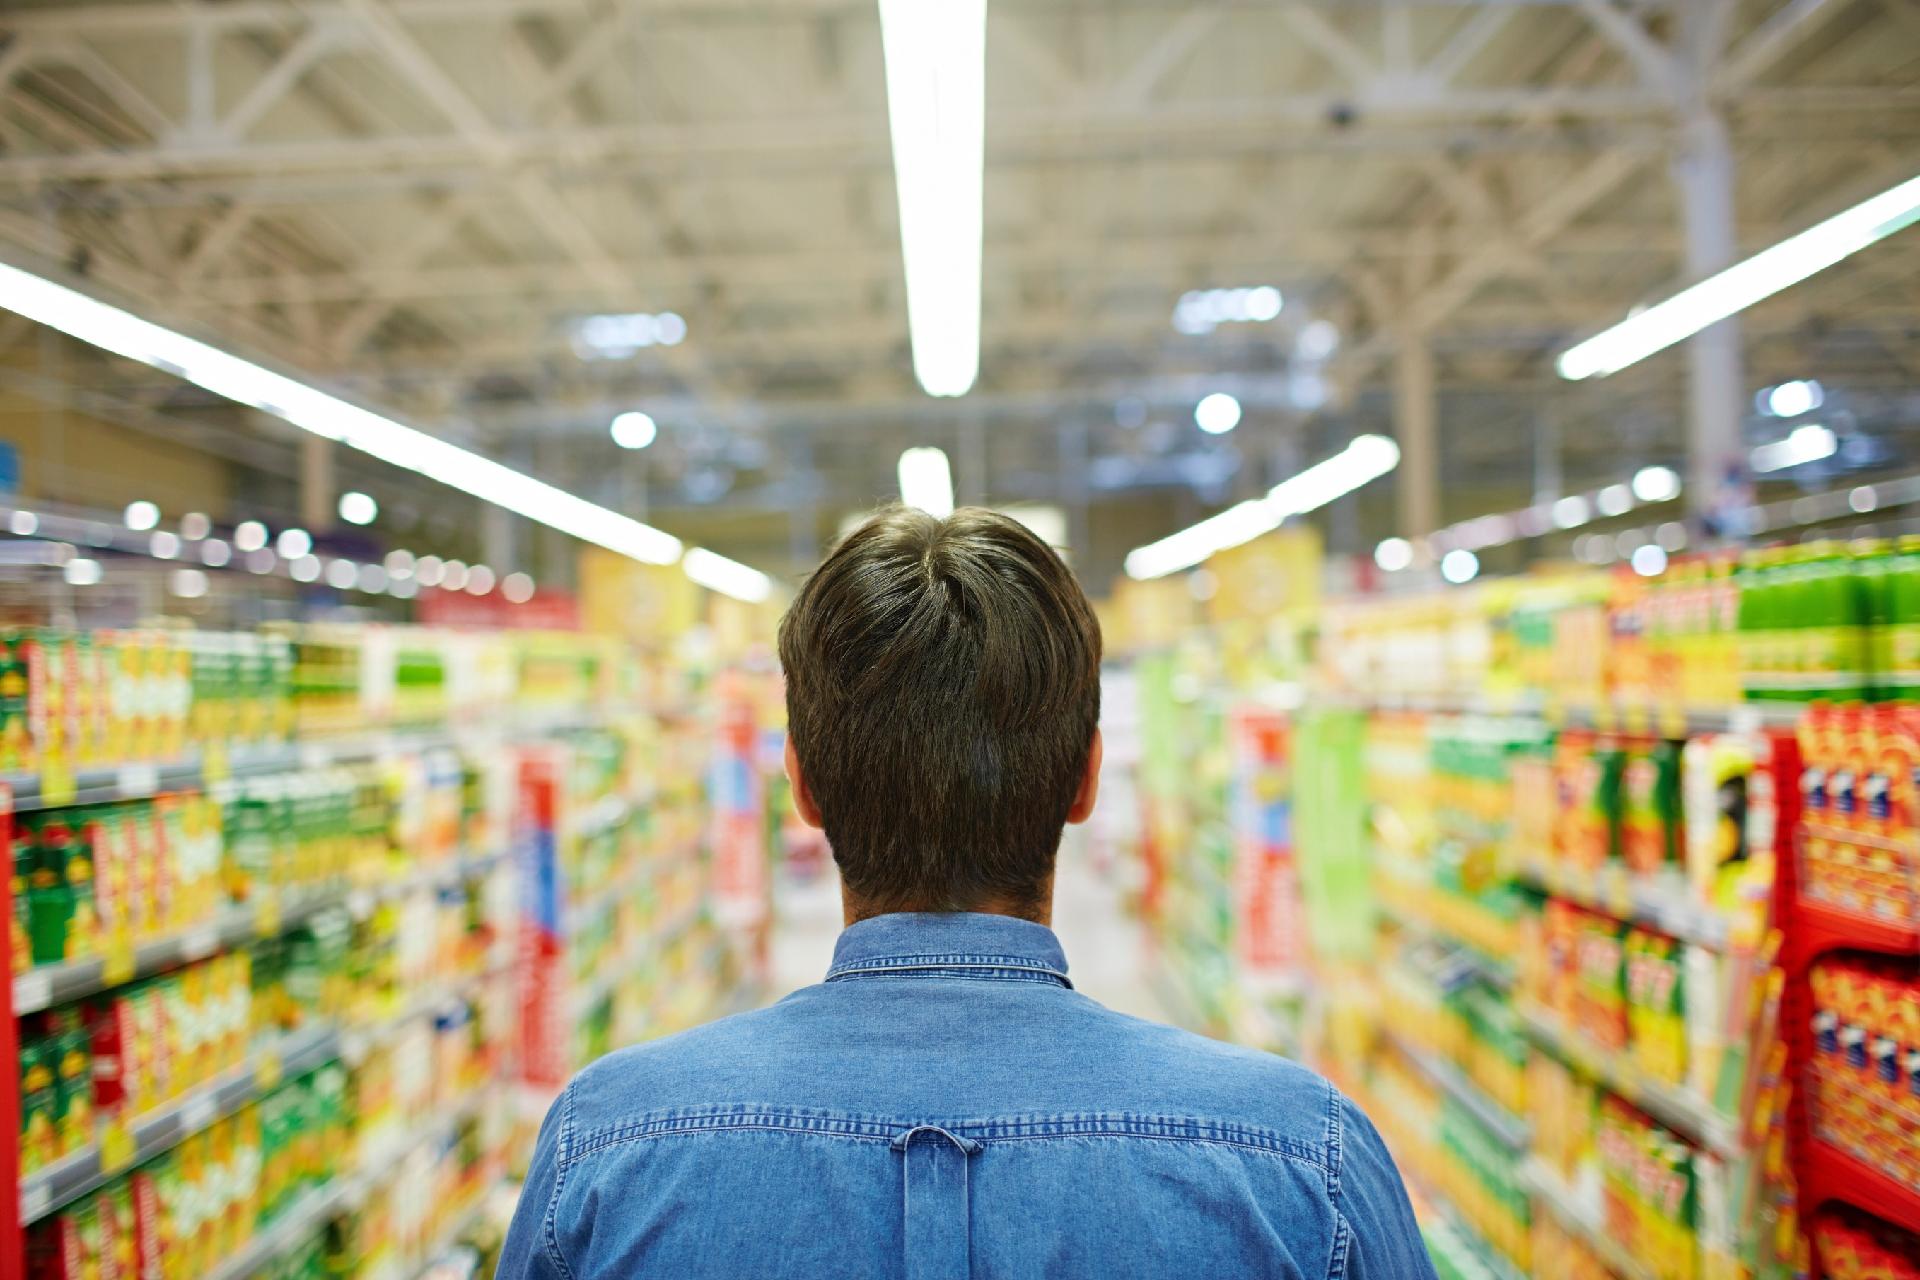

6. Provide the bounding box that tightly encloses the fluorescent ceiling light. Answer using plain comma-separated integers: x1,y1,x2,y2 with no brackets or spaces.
1194,392,1242,435
1374,537,1413,572
610,411,657,450
878,0,986,397
338,491,377,525
1439,549,1479,584
1552,496,1592,529
1764,379,1823,418
64,558,103,586
1751,423,1837,473
1559,172,1920,379
898,446,956,518
684,547,772,603
124,500,159,531
1631,544,1668,577
1124,434,1399,580
1631,466,1682,503
0,261,686,566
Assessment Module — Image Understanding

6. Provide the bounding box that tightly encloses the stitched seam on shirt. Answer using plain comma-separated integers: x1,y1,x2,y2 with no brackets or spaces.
830,952,1061,971
824,969,1071,986
567,1113,1331,1170
544,1081,578,1280
569,1120,899,1162
1324,1082,1344,1198
827,961,1069,980
1328,1204,1353,1280
575,1108,1323,1151
976,1131,1334,1171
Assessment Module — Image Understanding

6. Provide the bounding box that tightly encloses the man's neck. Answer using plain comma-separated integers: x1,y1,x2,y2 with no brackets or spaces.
841,889,1053,929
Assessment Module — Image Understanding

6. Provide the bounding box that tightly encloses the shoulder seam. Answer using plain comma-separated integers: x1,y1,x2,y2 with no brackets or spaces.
1325,1082,1345,1198
544,1081,578,1280
565,1112,1335,1172
1329,1203,1354,1280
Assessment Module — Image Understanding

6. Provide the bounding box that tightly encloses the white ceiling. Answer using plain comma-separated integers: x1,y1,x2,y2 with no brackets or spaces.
1,0,1917,580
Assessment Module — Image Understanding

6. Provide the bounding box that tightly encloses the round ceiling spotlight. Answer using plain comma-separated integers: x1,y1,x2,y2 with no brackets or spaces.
610,411,658,450
1194,393,1242,435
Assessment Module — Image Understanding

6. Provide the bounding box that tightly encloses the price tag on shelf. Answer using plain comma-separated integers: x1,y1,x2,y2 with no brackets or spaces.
201,740,230,784
100,1118,136,1173
20,1178,51,1222
254,890,281,938
102,934,137,987
116,763,159,798
255,1049,283,1091
1657,703,1688,740
181,925,219,960
179,1093,218,1134
39,754,75,809
14,968,52,1014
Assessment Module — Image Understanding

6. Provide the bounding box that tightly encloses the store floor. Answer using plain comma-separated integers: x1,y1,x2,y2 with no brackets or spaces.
768,835,1170,1023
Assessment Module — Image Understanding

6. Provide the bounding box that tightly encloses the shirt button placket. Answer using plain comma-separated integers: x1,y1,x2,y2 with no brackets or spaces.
890,1125,982,1280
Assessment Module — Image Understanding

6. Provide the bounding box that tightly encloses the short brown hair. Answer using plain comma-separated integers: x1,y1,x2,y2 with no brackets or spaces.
778,506,1102,918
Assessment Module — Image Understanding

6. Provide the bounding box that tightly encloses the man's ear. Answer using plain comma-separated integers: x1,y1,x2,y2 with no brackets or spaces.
784,736,825,829
1066,728,1102,825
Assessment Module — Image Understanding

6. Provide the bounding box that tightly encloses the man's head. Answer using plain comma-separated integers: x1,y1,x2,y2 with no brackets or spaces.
778,506,1103,922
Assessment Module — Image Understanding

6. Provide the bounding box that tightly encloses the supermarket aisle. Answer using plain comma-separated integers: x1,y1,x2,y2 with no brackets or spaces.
768,837,1168,1024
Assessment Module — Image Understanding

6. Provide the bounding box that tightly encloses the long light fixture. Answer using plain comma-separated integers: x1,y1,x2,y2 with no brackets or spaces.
1751,423,1837,473
0,261,684,566
897,446,956,518
1558,172,1920,379
683,547,772,604
877,0,986,397
1124,434,1400,580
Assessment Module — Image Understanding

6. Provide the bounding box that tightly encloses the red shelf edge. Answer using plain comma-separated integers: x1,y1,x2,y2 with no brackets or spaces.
1802,1138,1920,1238
1794,894,1920,965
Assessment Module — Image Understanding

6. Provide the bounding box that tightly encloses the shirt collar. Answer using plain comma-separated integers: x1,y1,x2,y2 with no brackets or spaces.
825,912,1073,987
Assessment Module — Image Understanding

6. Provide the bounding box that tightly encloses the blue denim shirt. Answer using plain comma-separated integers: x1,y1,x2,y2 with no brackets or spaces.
496,912,1436,1279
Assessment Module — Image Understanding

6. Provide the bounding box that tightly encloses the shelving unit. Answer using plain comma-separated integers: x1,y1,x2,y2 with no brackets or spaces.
1517,1158,1657,1280
13,847,506,1016
19,1023,341,1225
1384,1031,1531,1152
1778,718,1920,1273
1511,861,1730,950
1515,1000,1744,1157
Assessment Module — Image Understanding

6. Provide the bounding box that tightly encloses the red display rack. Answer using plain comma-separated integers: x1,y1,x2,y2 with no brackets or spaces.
1777,724,1920,1268
2,785,20,1280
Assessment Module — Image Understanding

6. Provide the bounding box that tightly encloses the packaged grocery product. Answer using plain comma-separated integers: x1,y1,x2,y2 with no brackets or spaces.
1626,927,1687,1084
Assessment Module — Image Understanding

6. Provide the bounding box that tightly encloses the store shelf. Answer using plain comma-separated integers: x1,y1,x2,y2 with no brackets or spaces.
204,1088,493,1280
1518,1157,1657,1280
1515,1000,1742,1156
0,709,620,816
13,846,508,1015
1329,694,1801,736
1514,862,1731,950
1800,1136,1920,1238
1418,1201,1528,1280
1384,1032,1531,1151
1375,897,1516,990
1793,891,1920,961
19,1023,341,1225
204,1170,362,1280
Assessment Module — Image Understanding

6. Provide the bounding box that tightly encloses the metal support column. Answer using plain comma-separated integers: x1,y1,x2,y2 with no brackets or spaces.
1674,108,1745,527
299,434,334,533
1393,332,1439,554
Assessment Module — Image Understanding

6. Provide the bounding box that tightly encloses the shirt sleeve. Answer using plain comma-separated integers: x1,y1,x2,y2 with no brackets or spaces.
1333,1095,1440,1280
495,1086,573,1280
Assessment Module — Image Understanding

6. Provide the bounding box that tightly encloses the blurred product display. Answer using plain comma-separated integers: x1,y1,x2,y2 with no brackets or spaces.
4,619,782,1279
1,2,1917,1275
1090,539,1920,1280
